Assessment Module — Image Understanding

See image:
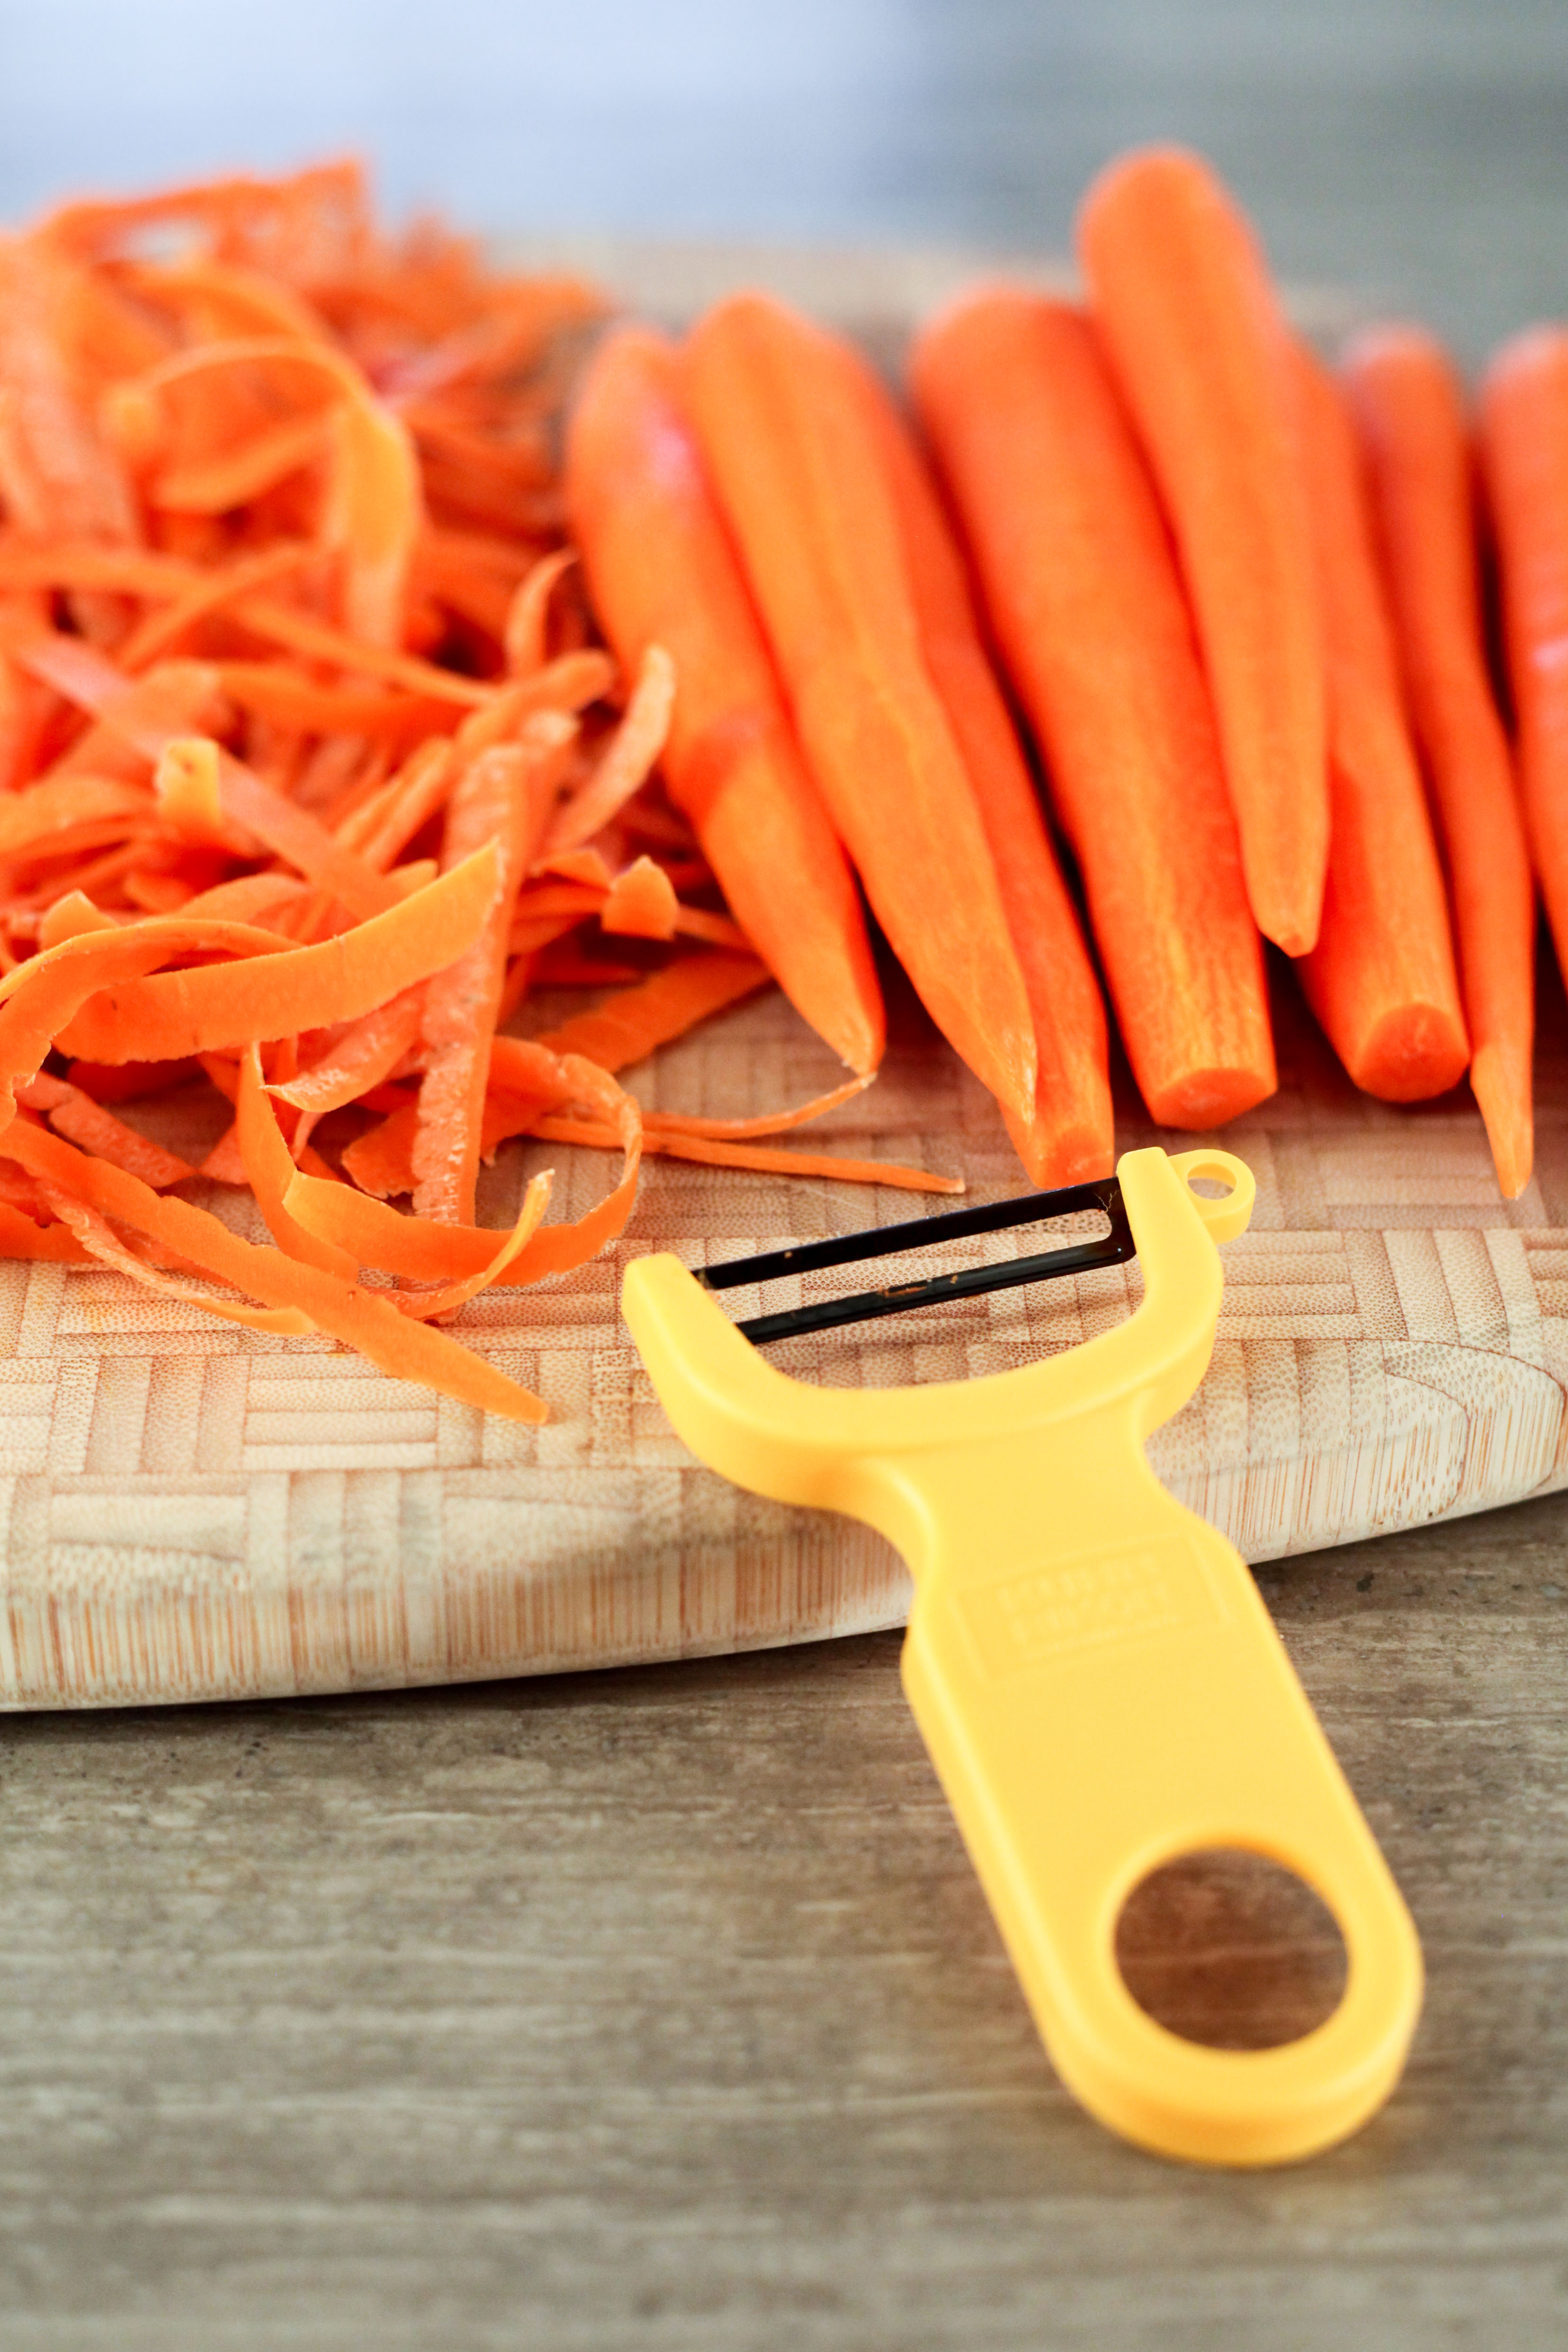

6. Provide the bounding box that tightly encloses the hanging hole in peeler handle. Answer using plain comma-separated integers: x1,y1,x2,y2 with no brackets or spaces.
1115,1849,1349,2053
1168,1148,1255,1242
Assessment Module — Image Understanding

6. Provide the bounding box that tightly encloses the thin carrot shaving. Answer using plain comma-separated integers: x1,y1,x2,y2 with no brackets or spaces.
3,1115,547,1420
600,854,680,940
38,1185,318,1333
17,1072,195,1189
152,408,334,514
411,734,564,1223
53,843,499,1062
120,546,320,670
641,1075,871,1139
0,774,150,858
505,549,578,677
528,1114,962,1194
530,949,770,1071
268,985,428,1113
155,736,234,845
541,644,676,854
65,1056,202,1103
236,1043,358,1278
0,1197,92,1261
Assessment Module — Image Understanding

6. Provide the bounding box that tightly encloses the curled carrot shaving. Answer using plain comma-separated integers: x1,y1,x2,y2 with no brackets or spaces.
527,1115,962,1194
600,854,680,940
54,844,500,1061
18,1072,195,1188
541,644,676,855
236,1043,359,1278
267,986,427,1114
528,949,770,1072
505,549,578,676
3,1114,548,1421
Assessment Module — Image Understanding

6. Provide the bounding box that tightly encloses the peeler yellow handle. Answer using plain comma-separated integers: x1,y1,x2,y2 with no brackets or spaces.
622,1148,1422,2166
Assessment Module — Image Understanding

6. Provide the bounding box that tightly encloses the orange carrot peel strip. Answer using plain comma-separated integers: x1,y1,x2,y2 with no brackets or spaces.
53,842,500,1062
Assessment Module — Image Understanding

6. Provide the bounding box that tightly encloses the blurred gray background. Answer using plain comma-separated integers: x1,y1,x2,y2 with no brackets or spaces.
2,0,1566,357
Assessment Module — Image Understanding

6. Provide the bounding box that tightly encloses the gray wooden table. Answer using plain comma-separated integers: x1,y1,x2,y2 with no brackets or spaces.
3,5,1568,2346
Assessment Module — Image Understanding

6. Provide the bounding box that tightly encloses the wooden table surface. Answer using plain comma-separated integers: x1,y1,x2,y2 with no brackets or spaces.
4,8,1568,2347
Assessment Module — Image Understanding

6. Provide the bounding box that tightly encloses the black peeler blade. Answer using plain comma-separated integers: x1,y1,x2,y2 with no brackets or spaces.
697,1176,1134,1346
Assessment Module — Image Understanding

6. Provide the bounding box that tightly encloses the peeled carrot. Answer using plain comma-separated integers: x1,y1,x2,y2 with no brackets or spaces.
565,324,884,1074
683,292,1036,1132
1290,344,1469,1102
1078,147,1329,956
1347,326,1535,1193
1481,333,1568,963
910,289,1273,1134
795,326,1113,1179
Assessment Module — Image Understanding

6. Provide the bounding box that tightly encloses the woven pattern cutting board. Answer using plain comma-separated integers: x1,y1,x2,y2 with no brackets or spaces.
5,958,1568,1710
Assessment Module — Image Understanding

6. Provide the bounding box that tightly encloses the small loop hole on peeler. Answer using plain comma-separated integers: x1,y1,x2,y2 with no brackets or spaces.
1183,1160,1237,1201
1114,1849,1349,2052
1168,1148,1254,1240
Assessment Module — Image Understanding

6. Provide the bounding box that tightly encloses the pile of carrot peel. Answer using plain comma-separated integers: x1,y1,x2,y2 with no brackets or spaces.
0,161,957,1425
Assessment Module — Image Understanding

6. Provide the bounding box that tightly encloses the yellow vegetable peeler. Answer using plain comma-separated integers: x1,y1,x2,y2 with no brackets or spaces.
621,1147,1422,2168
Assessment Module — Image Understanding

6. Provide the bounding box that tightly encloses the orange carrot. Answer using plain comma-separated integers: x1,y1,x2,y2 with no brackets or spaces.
683,292,1036,1129
834,331,1114,1178
566,324,884,1073
1291,344,1469,1101
1446,322,1568,1194
911,289,1274,1130
1343,327,1536,1192
1078,148,1329,956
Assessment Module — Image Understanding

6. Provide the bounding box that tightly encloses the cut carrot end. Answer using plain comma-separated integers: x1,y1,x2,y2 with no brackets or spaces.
1142,1065,1279,1131
1342,1004,1471,1103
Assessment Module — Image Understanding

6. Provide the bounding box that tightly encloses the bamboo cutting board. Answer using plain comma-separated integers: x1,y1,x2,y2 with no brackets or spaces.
5,957,1568,1710
0,245,1554,1711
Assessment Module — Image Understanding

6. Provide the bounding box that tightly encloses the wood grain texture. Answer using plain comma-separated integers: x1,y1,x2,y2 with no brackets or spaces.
0,1499,1564,2349
7,962,1568,1709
